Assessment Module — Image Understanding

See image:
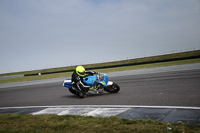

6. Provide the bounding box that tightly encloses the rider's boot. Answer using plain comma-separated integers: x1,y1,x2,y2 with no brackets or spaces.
75,88,86,98
72,84,87,98
78,90,86,98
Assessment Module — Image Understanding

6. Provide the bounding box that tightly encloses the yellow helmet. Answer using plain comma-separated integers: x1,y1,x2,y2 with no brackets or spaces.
76,66,85,77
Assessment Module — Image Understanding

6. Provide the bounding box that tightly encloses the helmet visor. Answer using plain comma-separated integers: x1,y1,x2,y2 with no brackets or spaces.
78,71,85,76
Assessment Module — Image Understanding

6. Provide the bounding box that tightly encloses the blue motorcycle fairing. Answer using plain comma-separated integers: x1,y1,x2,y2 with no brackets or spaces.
63,73,109,89
63,79,72,88
82,76,97,86
83,73,108,89
98,73,109,88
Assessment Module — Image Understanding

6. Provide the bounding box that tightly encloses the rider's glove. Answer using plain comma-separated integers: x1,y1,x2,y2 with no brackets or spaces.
93,71,97,74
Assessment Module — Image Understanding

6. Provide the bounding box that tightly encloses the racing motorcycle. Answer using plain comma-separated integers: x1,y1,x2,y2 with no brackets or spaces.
63,72,120,98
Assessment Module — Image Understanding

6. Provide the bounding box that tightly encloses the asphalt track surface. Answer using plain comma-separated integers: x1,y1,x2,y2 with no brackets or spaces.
1,64,200,124
0,68,200,107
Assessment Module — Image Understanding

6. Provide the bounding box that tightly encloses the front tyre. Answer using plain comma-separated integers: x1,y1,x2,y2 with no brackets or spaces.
104,82,120,93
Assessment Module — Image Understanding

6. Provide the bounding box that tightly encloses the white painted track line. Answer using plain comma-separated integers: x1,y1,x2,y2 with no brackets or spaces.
1,105,200,124
1,105,200,110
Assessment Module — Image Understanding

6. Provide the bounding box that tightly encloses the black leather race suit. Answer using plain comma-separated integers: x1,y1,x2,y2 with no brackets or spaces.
71,70,96,94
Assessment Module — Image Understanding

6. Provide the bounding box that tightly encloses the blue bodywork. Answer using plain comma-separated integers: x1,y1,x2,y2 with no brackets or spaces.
82,76,97,86
63,79,72,88
63,73,108,89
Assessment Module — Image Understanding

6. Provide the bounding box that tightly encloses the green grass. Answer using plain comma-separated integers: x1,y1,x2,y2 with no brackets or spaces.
1,50,200,76
0,114,200,133
0,50,200,84
0,58,200,84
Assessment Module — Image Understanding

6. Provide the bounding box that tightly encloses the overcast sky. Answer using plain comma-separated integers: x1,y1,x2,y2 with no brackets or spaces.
0,0,200,74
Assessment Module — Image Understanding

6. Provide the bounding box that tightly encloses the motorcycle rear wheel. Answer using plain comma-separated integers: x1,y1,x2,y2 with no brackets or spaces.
69,88,76,95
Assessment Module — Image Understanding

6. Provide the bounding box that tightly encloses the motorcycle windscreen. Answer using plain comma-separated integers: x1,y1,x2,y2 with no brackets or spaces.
96,74,108,89
103,73,108,84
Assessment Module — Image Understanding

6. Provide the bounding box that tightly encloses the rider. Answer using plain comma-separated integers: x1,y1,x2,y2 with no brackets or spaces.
71,65,96,98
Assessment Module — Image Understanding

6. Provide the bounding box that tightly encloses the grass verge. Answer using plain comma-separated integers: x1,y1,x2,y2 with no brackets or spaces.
0,114,200,133
0,58,200,84
1,50,200,76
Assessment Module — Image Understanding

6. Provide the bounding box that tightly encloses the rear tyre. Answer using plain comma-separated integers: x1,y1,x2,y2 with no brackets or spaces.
69,88,77,95
104,82,120,93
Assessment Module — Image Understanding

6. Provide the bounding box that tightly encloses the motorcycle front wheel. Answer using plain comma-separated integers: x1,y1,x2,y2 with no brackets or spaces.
104,82,120,93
